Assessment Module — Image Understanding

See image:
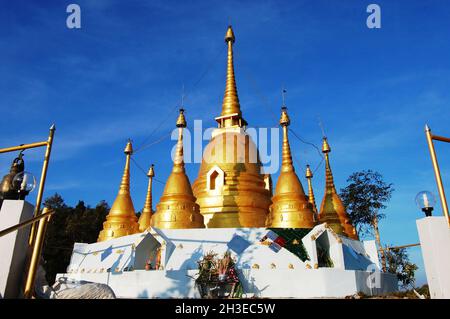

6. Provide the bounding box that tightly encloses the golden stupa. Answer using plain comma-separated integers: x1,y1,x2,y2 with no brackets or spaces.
97,141,139,242
151,109,205,229
138,164,155,232
318,137,358,239
266,106,316,228
192,26,272,228
305,164,318,220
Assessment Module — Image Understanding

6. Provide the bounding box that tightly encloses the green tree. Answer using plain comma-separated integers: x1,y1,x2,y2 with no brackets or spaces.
42,194,109,284
340,170,394,271
385,247,418,290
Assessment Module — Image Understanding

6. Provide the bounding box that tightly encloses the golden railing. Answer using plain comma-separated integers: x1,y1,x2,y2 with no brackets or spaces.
425,125,450,227
0,125,55,298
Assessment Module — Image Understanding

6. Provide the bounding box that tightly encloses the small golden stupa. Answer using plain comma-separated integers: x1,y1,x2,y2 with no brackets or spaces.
266,106,316,228
305,164,318,220
318,137,358,239
151,109,205,229
192,26,271,228
97,141,139,242
138,164,155,232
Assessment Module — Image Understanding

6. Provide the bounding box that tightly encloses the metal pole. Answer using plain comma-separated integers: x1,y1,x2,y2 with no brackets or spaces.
0,209,54,238
381,243,421,251
29,125,55,246
425,125,450,227
23,208,52,299
0,141,48,154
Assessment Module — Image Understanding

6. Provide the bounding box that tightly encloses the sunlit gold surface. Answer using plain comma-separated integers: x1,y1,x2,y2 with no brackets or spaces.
192,26,271,228
318,138,358,239
425,125,450,227
97,141,139,242
152,109,205,229
306,164,318,220
266,107,316,228
138,164,154,232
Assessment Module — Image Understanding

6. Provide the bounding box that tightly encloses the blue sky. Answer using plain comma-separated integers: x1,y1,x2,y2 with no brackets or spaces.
1,0,450,286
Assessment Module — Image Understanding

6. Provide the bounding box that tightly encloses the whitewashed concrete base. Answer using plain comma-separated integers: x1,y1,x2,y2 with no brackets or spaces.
56,225,398,298
417,216,450,299
56,268,397,299
0,200,34,298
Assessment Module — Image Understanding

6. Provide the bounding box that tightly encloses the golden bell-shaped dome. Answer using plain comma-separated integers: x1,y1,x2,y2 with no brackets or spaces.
266,107,316,228
138,164,155,232
97,141,139,242
318,137,358,239
151,109,205,229
192,26,271,228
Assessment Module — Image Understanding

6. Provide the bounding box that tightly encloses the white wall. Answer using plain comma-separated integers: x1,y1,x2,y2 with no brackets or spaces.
0,200,34,298
417,216,450,299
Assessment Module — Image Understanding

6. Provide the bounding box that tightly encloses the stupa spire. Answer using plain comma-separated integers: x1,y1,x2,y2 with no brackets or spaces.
305,164,318,218
151,109,205,229
97,140,139,242
318,137,358,239
266,104,316,228
215,26,246,128
280,106,294,173
138,164,155,232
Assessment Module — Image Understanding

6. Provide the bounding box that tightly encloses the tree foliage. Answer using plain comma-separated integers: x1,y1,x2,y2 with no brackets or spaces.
340,170,394,236
42,193,109,284
385,247,418,289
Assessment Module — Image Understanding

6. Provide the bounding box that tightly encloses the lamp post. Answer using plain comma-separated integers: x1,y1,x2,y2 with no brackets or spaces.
415,191,436,217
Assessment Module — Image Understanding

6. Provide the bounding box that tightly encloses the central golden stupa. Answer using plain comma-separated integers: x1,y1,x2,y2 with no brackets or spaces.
192,26,272,227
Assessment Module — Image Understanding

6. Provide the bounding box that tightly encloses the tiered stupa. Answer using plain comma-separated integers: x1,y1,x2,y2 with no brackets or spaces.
192,26,272,228
318,137,358,239
97,141,139,242
151,109,205,229
138,164,154,232
266,106,316,228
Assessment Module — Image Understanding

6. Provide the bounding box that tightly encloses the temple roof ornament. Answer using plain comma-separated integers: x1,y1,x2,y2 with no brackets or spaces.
97,140,139,242
318,137,358,239
266,106,316,228
151,109,205,229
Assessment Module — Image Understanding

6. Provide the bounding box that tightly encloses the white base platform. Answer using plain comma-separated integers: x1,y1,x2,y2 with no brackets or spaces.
56,268,397,299
56,225,398,298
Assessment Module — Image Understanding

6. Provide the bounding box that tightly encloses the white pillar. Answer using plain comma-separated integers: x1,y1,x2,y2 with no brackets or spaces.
0,200,34,298
416,216,450,299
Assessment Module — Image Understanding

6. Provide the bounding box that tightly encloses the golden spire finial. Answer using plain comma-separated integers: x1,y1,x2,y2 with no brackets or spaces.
318,137,358,239
322,137,331,154
216,25,245,128
138,164,155,232
151,110,205,229
119,139,133,193
280,107,293,173
266,104,316,229
173,108,186,172
98,140,139,242
305,164,318,218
